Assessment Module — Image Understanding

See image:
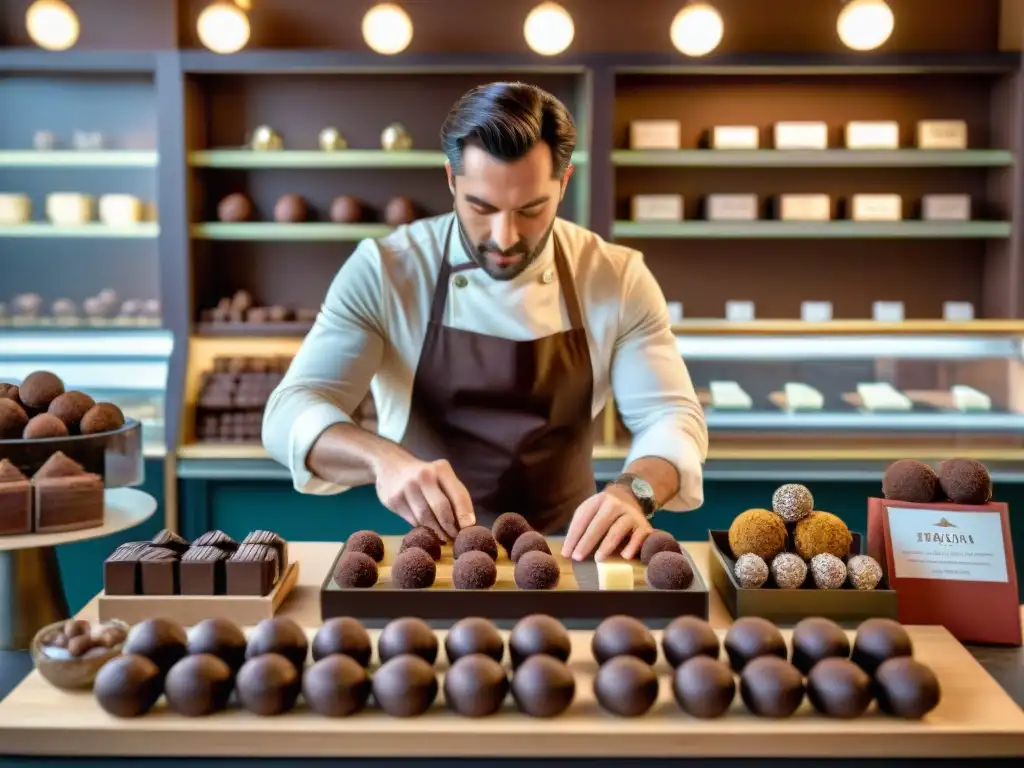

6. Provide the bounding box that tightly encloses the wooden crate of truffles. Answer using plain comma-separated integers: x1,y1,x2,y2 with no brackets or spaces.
708,483,898,623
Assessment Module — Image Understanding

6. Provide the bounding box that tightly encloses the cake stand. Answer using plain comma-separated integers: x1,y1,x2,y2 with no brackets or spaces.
0,488,157,651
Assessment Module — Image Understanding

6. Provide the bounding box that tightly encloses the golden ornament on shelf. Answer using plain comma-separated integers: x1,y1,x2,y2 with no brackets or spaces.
249,125,282,151
380,122,413,151
318,127,348,152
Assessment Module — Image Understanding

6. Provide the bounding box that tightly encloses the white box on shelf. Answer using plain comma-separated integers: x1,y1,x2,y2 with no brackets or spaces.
873,301,905,322
0,193,31,225
943,301,975,321
773,121,828,149
845,121,900,149
922,194,970,221
629,120,682,150
711,125,759,149
801,301,833,322
725,300,756,321
710,381,753,410
99,194,143,226
45,193,93,226
857,383,912,412
916,120,968,149
666,301,684,323
779,194,831,221
851,194,902,221
631,194,683,221
706,194,758,221
951,385,992,412
784,382,825,411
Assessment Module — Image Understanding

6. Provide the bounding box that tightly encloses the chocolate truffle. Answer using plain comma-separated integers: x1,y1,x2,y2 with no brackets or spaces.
847,554,883,590
245,617,308,673
378,617,439,665
794,511,852,560
592,615,657,665
874,657,941,719
80,402,125,434
509,614,571,668
938,458,992,505
510,530,550,563
93,654,162,718
771,552,808,589
236,653,301,716
810,553,847,590
728,509,787,560
734,553,769,588
639,530,681,565
662,616,720,668
0,383,19,403
673,656,735,718
47,390,95,431
444,653,509,717
852,618,913,676
445,617,504,664
883,459,939,503
312,616,372,666
151,528,190,554
391,546,437,589
807,657,873,718
344,530,384,562
329,195,363,223
0,398,28,439
645,550,693,590
511,654,575,717
188,617,247,673
594,655,659,717
772,483,814,523
217,192,253,223
18,371,64,411
372,654,438,716
492,512,532,554
724,616,787,673
740,656,805,718
452,549,498,589
514,550,560,590
123,617,188,679
303,654,370,717
400,525,442,560
791,617,851,676
164,653,234,716
333,550,379,588
23,413,69,439
453,525,499,560
384,195,417,227
273,194,307,223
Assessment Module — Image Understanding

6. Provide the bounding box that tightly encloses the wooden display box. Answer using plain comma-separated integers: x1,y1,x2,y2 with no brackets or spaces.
708,530,897,624
321,536,708,622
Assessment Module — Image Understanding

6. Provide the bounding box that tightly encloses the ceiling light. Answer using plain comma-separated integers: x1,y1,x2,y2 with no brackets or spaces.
670,3,724,57
837,0,894,51
25,0,79,51
362,3,413,55
197,1,250,54
524,3,575,56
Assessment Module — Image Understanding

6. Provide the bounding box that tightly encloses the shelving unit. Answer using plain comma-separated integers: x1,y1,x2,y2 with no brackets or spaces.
190,222,391,240
0,150,159,168
0,223,160,238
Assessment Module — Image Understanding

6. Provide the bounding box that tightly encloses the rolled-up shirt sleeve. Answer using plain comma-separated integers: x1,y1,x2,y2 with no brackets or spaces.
611,255,709,511
262,239,386,494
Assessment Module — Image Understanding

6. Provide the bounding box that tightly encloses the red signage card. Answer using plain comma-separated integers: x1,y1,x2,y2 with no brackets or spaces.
867,497,1020,646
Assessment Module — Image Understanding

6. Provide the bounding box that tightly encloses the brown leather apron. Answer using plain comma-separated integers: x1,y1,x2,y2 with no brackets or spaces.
400,217,596,533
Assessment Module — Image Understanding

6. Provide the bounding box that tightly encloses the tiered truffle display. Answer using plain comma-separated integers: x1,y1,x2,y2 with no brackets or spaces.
0,370,125,440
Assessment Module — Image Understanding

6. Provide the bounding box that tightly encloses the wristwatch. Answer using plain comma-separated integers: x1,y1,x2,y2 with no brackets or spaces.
611,473,657,520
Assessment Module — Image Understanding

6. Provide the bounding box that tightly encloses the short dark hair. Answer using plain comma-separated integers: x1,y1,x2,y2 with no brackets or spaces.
440,82,577,179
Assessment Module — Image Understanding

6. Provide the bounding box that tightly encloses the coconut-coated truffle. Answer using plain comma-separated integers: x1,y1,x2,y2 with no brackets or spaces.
80,402,125,435
810,553,847,590
734,553,769,588
392,546,437,589
882,459,939,503
47,390,96,431
18,371,64,411
793,511,852,560
938,458,992,505
846,554,883,590
492,512,532,554
770,552,808,589
514,550,560,590
728,509,787,560
400,526,442,560
0,398,29,439
333,551,379,588
23,413,69,439
772,483,814,523
639,530,681,565
344,530,384,562
452,550,497,590
453,525,498,560
510,531,550,563
645,551,693,590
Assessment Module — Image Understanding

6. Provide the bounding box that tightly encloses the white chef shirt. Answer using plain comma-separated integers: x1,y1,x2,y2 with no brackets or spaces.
262,212,709,512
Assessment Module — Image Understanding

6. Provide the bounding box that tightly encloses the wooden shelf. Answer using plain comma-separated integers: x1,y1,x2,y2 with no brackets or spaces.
190,149,589,168
612,220,1012,239
0,223,159,238
191,223,391,241
194,322,313,337
670,320,1024,335
0,150,158,168
611,149,1014,168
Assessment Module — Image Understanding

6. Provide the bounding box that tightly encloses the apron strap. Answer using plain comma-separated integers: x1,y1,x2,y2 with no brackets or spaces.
552,231,585,331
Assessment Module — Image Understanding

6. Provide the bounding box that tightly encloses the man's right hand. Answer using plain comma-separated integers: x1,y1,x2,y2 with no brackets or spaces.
375,456,475,541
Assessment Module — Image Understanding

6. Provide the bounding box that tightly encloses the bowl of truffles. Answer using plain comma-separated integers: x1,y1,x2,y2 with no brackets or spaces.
31,618,129,690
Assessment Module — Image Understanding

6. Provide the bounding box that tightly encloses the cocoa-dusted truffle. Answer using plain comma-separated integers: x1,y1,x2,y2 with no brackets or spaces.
594,655,659,717
510,530,550,563
807,657,872,718
662,616,720,668
509,614,570,668
724,616,787,673
492,512,531,554
874,657,941,719
217,192,253,222
188,617,247,673
514,550,559,590
344,530,384,562
810,553,847,590
0,398,29,439
883,459,938,503
329,195,363,223
400,525,442,560
852,618,913,676
740,656,805,718
511,654,575,717
938,458,992,505
592,615,657,665
333,550,379,588
93,654,162,718
312,617,372,666
453,525,498,560
392,546,437,589
794,511,852,560
772,483,814,523
123,617,188,679
303,654,370,717
847,554,883,590
444,653,509,717
273,194,307,223
372,654,438,716
734,553,769,588
47,391,95,431
728,508,787,560
236,653,301,716
791,617,851,676
0,383,19,403
645,550,693,590
639,530,681,565
164,653,233,716
245,617,308,673
445,617,504,664
80,402,125,434
378,616,438,665
384,195,417,227
18,371,64,411
673,656,735,718
771,552,808,589
452,549,497,589
23,413,69,439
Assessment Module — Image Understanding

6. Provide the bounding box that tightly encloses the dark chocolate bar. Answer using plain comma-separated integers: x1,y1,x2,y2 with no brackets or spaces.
139,546,180,595
150,528,191,554
103,541,151,595
191,529,240,553
226,543,279,596
180,545,229,595
242,529,287,568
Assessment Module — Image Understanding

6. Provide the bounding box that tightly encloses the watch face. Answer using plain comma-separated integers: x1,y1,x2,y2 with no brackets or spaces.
630,476,655,501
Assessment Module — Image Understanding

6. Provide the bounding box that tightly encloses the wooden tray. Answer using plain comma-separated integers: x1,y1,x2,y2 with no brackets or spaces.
1,625,1022,758
97,561,300,625
320,536,708,622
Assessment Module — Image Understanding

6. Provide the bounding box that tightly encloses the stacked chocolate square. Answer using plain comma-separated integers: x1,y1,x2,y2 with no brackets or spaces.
195,356,292,443
0,452,104,536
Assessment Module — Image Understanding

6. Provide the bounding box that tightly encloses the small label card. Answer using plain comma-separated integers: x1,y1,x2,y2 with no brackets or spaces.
629,120,681,150
725,300,755,321
917,120,968,149
943,301,975,321
851,193,902,221
801,301,833,322
872,301,905,322
885,506,1009,583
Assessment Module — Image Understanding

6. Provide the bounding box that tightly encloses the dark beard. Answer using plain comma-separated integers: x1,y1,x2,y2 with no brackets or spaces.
455,213,556,281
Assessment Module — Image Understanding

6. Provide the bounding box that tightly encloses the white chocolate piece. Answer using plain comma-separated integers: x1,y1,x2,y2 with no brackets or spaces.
629,120,681,150
46,193,93,226
845,121,899,149
857,382,912,412
0,193,31,225
98,194,142,225
597,561,635,590
773,121,828,150
631,194,683,222
784,382,824,411
951,385,991,412
851,194,902,221
711,125,759,149
710,381,753,410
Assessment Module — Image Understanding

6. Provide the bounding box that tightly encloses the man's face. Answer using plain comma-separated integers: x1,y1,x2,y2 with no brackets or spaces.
447,142,573,281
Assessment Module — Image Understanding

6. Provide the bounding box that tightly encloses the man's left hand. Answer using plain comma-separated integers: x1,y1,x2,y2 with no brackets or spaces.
561,484,653,562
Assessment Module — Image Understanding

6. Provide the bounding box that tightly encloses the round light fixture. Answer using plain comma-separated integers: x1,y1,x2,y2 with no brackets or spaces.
837,0,894,51
670,3,724,57
524,2,575,56
197,1,250,54
25,0,80,51
362,3,413,55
